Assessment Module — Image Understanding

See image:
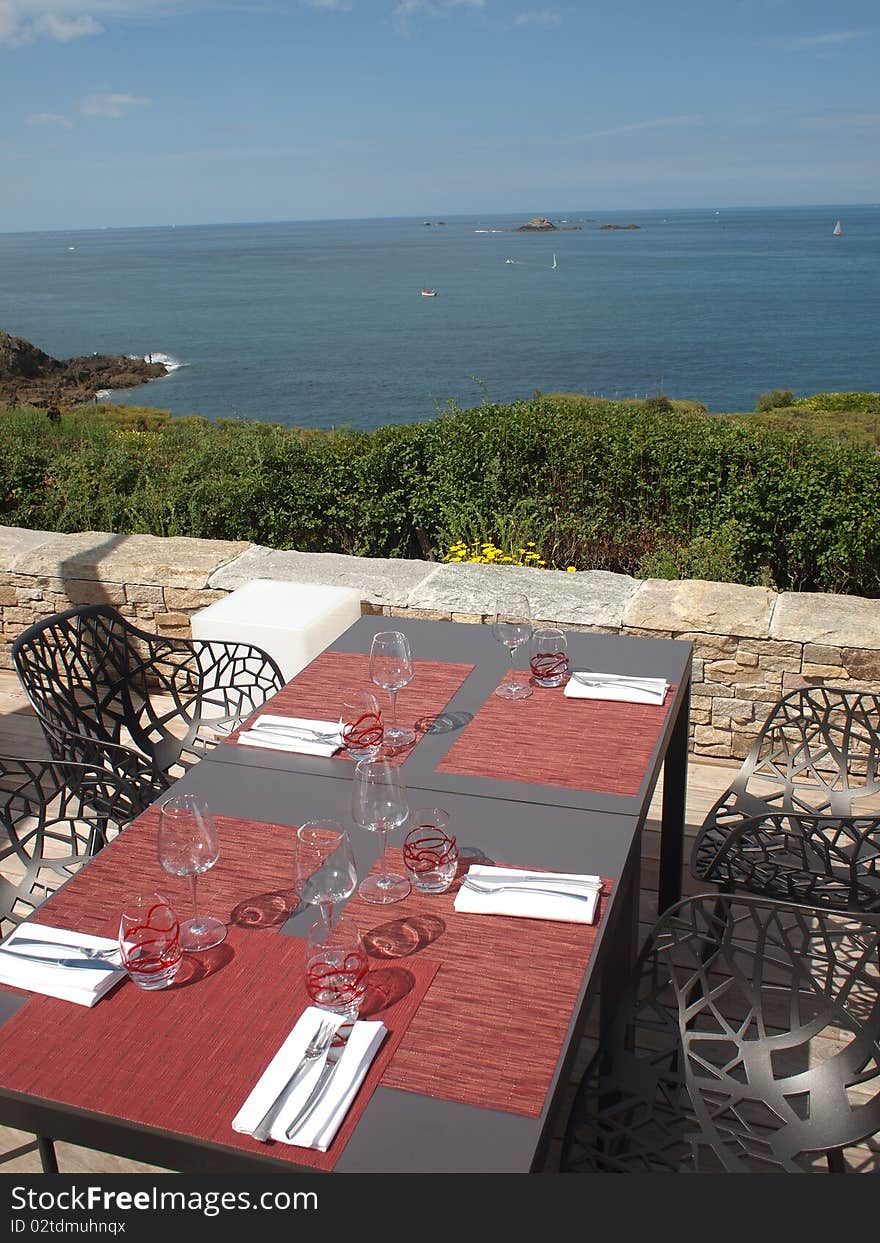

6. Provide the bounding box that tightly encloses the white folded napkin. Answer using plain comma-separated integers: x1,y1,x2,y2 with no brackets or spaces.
0,924,126,1007
454,865,602,925
237,715,342,758
233,1006,387,1150
564,671,669,704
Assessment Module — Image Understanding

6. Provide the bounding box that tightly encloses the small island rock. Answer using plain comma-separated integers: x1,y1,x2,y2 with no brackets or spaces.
515,217,558,232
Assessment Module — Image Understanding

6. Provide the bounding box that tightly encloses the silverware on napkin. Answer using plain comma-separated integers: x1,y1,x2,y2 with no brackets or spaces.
571,671,666,695
0,947,121,971
246,722,341,744
251,1016,336,1143
461,877,599,904
285,1017,356,1139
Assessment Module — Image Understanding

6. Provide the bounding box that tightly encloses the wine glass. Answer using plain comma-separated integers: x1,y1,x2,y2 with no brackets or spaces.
351,757,410,904
294,819,358,930
492,592,533,699
369,630,415,748
157,794,226,952
339,691,384,760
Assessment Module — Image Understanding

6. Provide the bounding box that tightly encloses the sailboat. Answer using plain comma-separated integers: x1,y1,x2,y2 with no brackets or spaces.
833,220,842,237
551,253,557,269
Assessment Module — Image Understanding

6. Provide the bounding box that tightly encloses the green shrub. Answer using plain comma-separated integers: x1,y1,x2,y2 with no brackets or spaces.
1,396,879,595
756,389,794,412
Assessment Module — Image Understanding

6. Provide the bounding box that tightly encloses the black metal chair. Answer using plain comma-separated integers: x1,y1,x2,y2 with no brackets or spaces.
11,603,285,782
0,752,150,1172
691,687,880,912
561,893,880,1172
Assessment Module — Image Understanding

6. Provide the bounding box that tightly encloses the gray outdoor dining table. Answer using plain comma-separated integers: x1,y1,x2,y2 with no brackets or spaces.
0,614,693,1175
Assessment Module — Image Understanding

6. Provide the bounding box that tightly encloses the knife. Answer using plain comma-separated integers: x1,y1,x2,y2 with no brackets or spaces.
249,721,341,742
284,1018,357,1140
571,672,667,695
0,948,121,971
468,873,602,890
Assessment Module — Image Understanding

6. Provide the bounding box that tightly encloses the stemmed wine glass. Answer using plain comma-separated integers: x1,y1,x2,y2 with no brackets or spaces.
294,819,358,930
157,794,226,951
369,630,415,748
492,592,533,700
351,757,410,904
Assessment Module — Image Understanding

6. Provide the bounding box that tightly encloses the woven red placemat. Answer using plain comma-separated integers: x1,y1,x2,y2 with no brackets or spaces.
346,849,612,1118
436,673,677,796
230,650,474,759
26,811,304,938
0,926,438,1171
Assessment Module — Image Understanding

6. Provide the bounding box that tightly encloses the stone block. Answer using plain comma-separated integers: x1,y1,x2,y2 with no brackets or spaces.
841,649,880,681
754,652,803,673
771,592,880,650
124,584,165,605
0,588,18,606
678,632,739,659
801,662,849,681
210,545,435,609
64,579,127,607
711,697,755,724
154,612,190,628
406,562,639,627
165,587,227,610
17,531,251,590
803,643,843,665
624,579,775,638
736,650,759,668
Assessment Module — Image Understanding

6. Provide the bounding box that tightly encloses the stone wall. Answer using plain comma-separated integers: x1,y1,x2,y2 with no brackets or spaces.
2,525,879,762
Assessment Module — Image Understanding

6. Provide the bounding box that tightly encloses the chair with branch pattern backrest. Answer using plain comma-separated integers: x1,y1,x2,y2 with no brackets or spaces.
691,687,880,913
0,750,157,1171
561,893,880,1173
11,603,285,784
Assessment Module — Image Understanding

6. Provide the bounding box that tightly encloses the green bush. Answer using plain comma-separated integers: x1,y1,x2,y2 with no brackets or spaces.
1,396,879,595
756,389,794,412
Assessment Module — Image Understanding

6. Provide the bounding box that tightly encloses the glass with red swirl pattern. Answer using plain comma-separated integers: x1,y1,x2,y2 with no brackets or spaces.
118,892,182,990
403,809,458,893
529,627,570,687
339,691,384,760
305,917,369,1017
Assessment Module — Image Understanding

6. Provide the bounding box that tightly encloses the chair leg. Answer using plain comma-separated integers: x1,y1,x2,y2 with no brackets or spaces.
37,1136,58,1173
826,1148,846,1173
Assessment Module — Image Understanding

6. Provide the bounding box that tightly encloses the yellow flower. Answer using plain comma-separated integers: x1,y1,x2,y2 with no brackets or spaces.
566,566,577,573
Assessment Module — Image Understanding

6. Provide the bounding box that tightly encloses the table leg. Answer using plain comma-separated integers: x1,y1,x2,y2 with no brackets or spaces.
658,678,690,913
599,849,640,1042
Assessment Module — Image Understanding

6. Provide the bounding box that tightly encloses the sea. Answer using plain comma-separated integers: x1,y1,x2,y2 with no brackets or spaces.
1,205,878,431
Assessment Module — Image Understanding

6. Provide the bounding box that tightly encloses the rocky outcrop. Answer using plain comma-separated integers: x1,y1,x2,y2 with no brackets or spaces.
516,217,557,232
0,330,167,407
599,223,641,230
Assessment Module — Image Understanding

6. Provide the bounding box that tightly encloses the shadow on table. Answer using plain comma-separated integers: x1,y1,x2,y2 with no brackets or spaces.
169,941,235,990
360,966,417,1017
229,888,301,930
362,914,444,959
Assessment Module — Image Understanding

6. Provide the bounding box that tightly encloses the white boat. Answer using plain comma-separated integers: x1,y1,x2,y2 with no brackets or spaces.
551,253,557,269
833,220,842,237
420,289,437,297
504,257,515,264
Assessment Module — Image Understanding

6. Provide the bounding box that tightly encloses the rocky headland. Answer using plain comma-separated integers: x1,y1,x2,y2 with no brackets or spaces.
514,217,583,232
0,330,168,407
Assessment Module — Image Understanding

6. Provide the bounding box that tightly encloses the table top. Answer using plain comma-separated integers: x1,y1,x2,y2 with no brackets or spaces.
208,615,693,819
0,765,635,1174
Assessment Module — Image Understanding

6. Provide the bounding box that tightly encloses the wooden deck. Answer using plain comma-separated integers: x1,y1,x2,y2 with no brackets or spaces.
0,670,876,1175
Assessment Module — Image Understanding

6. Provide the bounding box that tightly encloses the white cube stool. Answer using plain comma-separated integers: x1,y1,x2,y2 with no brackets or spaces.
191,579,362,682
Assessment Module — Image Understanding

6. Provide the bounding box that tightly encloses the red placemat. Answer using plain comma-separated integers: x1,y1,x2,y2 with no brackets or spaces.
436,672,677,796
25,811,304,938
346,849,613,1118
229,650,474,759
0,926,438,1171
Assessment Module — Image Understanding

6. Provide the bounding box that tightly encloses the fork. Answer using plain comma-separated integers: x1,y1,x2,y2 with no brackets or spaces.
461,877,599,903
246,723,341,743
251,1017,336,1142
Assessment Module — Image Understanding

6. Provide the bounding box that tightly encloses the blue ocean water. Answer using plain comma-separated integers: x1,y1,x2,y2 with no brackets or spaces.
1,206,878,430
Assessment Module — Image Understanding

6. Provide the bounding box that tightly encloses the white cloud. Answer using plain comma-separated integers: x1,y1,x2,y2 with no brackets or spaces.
32,12,102,39
802,112,880,132
788,30,865,50
513,8,561,27
80,91,149,117
0,2,198,48
26,110,74,127
577,115,702,142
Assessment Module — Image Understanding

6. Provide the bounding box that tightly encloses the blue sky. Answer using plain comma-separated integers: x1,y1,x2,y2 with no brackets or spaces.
1,0,878,231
